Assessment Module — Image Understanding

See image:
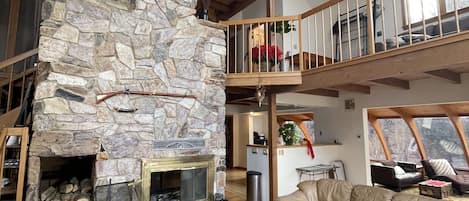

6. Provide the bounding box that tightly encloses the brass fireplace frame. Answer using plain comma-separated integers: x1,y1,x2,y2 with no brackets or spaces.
141,155,215,201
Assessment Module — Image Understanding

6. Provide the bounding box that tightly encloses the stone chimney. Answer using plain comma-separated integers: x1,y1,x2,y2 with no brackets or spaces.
28,0,226,200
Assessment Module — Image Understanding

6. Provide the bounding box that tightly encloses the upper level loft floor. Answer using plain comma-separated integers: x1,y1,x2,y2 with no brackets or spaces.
221,0,469,99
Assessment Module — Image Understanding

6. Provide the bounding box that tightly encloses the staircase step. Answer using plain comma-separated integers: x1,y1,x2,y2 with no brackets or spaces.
0,107,20,131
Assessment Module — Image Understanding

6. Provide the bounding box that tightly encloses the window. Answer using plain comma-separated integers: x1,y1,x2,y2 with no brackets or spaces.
379,119,421,163
368,124,386,160
415,117,468,168
405,0,469,24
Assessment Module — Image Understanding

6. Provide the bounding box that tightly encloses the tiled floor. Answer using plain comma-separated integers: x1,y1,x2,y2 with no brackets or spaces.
225,168,246,201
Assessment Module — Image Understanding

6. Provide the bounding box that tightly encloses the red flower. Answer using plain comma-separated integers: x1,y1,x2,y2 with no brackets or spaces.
251,45,283,64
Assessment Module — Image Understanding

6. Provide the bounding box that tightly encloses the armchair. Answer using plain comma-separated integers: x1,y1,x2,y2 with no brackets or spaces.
371,161,424,191
422,159,469,195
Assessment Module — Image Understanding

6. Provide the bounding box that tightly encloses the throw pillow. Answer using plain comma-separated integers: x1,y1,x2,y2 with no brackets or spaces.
429,159,456,175
393,166,406,175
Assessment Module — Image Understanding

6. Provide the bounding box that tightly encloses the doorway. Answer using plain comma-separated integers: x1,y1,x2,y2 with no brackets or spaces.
225,115,234,169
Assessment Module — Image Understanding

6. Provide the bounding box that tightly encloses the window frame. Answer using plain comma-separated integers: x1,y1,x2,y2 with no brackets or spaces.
401,0,469,29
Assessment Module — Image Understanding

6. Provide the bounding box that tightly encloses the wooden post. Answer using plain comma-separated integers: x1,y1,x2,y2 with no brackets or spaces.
441,105,469,167
5,0,21,112
366,0,375,54
368,114,392,160
268,92,278,201
267,0,275,17
392,108,427,160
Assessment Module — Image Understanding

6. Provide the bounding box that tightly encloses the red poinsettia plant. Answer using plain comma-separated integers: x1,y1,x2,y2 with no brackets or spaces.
251,45,283,64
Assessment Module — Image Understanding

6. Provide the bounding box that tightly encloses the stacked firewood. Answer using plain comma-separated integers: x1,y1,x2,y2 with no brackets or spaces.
41,177,92,201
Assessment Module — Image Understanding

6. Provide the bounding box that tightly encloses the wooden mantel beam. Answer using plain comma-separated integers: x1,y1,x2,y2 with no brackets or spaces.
392,108,428,160
368,113,392,160
440,105,469,167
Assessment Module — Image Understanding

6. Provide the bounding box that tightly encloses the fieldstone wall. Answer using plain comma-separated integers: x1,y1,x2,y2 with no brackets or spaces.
29,0,226,200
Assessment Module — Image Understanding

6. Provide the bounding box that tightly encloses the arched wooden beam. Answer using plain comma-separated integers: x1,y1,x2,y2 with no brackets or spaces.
292,120,314,145
368,114,392,160
392,108,428,160
440,105,469,167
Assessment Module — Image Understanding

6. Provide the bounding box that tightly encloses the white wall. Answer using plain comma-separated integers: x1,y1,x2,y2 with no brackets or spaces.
277,145,342,196
312,74,469,185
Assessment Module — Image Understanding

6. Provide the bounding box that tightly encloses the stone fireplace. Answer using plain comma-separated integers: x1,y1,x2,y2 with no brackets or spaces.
28,0,226,200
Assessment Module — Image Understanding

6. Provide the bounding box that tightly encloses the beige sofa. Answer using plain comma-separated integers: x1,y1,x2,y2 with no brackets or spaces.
279,179,438,201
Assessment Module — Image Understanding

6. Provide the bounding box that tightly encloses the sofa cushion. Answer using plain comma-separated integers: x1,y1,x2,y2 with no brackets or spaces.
395,172,422,180
298,181,318,201
350,185,395,201
429,159,456,176
278,190,309,201
394,166,406,175
392,192,438,201
317,179,353,201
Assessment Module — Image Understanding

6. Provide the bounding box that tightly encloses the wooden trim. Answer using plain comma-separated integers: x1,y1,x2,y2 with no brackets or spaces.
226,72,302,86
425,69,461,84
368,114,392,160
0,49,38,70
268,92,278,201
371,78,410,90
440,105,469,167
219,15,301,26
301,0,343,19
392,108,428,160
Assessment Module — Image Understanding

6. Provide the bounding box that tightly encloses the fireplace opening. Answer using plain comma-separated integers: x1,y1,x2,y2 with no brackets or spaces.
142,155,215,201
150,168,207,201
39,156,95,201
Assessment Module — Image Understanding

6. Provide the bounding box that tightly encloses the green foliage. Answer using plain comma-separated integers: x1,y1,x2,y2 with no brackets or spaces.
270,21,296,34
279,123,300,145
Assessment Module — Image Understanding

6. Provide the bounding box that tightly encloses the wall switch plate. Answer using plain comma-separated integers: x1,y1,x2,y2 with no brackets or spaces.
278,149,284,155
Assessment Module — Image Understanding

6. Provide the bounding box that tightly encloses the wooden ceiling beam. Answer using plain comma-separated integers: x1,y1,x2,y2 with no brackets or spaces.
226,86,256,95
210,1,231,12
368,114,392,160
371,78,410,90
333,84,371,94
425,69,462,84
298,88,339,98
440,105,469,167
219,0,256,20
391,108,428,160
226,93,255,102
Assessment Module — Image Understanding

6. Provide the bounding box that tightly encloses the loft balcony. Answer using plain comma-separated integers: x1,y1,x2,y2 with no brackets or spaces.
221,0,469,94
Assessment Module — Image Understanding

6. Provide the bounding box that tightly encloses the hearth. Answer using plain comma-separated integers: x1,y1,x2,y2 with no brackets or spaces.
39,156,95,201
143,155,215,201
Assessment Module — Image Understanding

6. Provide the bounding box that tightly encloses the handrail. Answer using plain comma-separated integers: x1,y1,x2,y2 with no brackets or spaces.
300,0,343,19
0,48,38,70
219,15,301,26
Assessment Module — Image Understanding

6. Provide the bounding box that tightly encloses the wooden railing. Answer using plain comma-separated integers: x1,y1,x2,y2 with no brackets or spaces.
0,49,38,115
221,0,469,78
221,15,303,74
